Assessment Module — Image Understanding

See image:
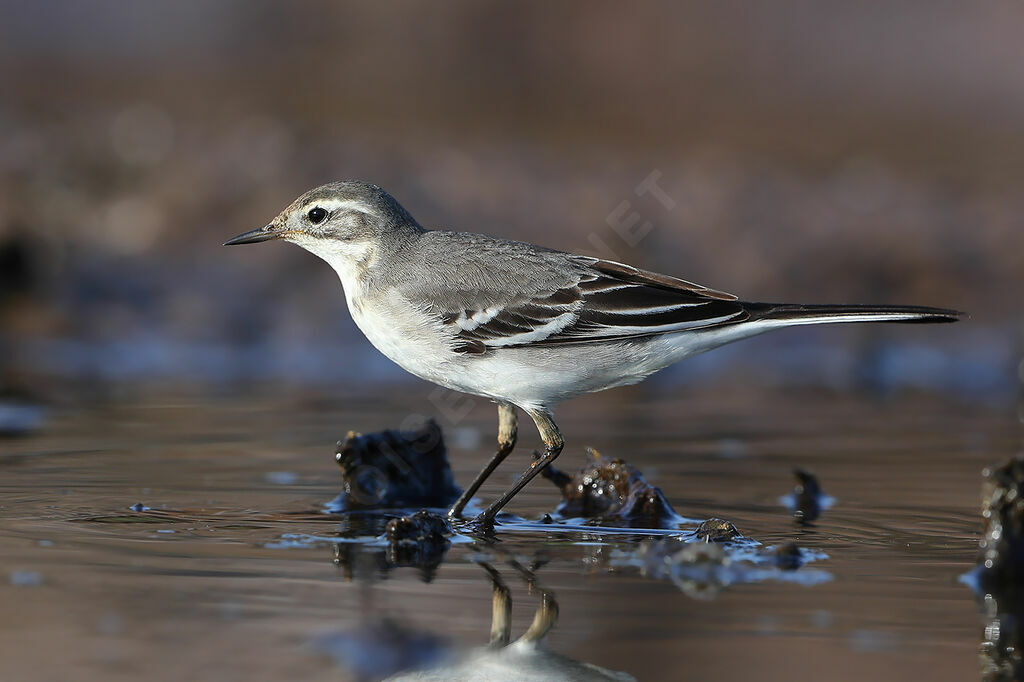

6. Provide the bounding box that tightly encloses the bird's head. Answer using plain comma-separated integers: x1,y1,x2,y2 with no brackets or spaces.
224,181,421,269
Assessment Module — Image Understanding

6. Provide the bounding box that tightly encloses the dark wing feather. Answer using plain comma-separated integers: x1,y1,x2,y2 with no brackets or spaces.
443,256,746,352
583,258,738,302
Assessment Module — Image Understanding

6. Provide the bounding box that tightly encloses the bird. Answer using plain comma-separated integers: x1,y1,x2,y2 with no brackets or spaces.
224,180,961,526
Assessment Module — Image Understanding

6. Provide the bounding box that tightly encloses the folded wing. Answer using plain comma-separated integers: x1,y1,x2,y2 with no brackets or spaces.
436,256,747,354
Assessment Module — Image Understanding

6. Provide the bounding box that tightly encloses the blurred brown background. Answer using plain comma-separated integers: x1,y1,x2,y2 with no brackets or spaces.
1,1,1021,398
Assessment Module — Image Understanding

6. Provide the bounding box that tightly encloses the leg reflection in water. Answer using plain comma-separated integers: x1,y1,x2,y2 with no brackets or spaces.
386,556,634,682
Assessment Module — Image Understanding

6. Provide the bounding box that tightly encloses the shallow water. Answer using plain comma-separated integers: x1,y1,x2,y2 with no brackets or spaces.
0,388,1016,681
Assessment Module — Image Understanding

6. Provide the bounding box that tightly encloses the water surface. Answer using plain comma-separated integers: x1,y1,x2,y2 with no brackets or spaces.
0,388,1012,681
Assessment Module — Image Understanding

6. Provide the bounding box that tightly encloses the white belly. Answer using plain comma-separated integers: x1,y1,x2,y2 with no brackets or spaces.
345,289,572,408
341,275,778,410
346,288,782,410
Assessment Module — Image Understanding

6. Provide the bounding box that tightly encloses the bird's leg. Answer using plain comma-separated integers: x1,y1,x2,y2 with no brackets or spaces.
476,407,564,525
447,402,518,519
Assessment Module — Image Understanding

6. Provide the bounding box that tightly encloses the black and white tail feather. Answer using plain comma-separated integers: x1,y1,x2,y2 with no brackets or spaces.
746,302,959,326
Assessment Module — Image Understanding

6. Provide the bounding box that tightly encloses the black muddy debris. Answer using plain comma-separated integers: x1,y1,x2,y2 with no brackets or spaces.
964,457,1024,681
539,447,687,529
781,468,833,525
330,419,460,511
696,518,741,542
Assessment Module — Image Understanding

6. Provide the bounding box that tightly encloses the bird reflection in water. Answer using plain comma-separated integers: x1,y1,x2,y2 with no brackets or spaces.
325,531,633,681
385,556,635,682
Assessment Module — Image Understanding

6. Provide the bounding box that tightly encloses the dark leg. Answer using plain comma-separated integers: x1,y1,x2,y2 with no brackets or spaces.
447,402,518,519
475,407,564,525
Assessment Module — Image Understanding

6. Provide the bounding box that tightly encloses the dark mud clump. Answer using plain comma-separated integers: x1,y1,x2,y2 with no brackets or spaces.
695,518,741,542
332,419,460,511
979,458,1024,583
386,509,451,544
791,469,824,525
384,510,452,578
331,510,452,582
539,447,684,528
973,457,1024,681
771,541,805,571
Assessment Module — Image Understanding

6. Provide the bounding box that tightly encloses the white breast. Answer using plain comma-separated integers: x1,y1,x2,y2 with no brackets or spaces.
346,291,451,376
292,235,460,387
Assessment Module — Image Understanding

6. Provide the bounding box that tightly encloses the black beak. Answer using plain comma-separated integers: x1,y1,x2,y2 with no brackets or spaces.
223,224,284,246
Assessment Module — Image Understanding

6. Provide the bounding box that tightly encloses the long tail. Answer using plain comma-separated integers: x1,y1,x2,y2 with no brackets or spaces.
746,303,963,326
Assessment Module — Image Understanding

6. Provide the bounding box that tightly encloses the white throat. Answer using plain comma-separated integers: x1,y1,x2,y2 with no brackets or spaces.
288,235,375,300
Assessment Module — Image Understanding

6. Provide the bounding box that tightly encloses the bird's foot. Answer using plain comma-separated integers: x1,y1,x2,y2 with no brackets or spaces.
445,506,463,521
446,511,498,538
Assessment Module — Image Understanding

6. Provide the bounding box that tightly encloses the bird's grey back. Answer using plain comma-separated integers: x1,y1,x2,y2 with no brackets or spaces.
375,230,585,312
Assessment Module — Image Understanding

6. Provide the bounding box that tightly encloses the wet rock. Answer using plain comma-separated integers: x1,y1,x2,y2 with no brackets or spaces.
696,518,740,542
332,511,452,582
386,509,451,544
539,447,683,529
0,233,42,301
971,457,1024,680
979,458,1024,584
384,511,452,582
332,420,460,511
779,468,834,525
791,469,823,525
770,542,804,571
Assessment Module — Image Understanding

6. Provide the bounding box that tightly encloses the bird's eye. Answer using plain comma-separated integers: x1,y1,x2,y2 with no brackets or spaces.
307,207,328,225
